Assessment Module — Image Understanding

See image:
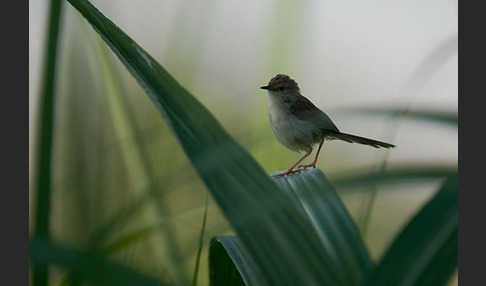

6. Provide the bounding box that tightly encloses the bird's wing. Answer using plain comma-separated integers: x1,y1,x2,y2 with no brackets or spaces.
290,96,339,132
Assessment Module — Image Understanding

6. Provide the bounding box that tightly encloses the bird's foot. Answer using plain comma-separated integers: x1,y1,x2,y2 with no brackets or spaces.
298,163,316,169
271,168,303,177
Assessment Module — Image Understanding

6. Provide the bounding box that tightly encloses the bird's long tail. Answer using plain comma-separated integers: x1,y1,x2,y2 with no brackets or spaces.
331,132,395,148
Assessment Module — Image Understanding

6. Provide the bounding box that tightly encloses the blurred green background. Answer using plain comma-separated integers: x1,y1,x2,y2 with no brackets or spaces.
29,0,457,285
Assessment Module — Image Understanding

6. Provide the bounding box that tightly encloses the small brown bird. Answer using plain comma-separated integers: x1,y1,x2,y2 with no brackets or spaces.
261,74,395,176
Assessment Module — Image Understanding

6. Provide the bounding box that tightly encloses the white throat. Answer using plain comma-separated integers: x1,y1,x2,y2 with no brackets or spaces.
267,91,296,109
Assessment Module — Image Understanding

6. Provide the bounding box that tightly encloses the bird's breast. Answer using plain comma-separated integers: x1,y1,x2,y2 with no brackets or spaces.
268,103,313,152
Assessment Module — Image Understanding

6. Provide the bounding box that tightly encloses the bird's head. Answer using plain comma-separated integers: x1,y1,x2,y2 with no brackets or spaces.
260,74,300,95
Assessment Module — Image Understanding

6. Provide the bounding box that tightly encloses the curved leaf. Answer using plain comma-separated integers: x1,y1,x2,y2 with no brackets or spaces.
209,236,255,286
273,168,373,285
363,176,458,286
210,169,374,286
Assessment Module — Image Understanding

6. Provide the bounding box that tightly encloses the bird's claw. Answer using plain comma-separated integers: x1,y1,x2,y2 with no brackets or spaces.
271,168,303,177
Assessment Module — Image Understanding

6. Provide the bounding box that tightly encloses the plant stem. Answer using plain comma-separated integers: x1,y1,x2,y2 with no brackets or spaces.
358,153,389,238
192,192,209,286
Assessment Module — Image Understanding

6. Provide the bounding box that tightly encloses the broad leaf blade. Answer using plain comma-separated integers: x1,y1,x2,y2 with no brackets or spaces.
67,1,364,285
364,176,458,286
209,169,374,286
273,168,373,285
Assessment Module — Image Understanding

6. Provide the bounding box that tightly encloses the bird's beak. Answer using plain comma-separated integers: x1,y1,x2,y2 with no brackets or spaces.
260,85,269,90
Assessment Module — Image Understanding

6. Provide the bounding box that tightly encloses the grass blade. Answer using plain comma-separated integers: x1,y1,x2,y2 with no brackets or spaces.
338,108,457,126
32,1,63,286
333,165,457,192
364,176,458,286
30,239,169,286
102,226,157,255
67,1,369,284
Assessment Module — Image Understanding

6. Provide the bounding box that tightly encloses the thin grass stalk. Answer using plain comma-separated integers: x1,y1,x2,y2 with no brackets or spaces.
356,65,427,237
358,152,390,238
356,71,427,238
32,1,63,286
191,192,209,286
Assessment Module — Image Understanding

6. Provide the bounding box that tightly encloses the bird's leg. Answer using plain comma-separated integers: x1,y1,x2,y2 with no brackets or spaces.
273,147,313,177
299,138,325,169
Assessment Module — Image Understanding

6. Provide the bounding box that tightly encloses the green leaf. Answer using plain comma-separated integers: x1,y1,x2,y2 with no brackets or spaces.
32,1,64,286
67,1,371,285
338,107,457,126
58,224,156,286
333,165,457,192
363,176,458,286
209,169,374,286
273,169,373,285
209,236,254,286
30,239,169,286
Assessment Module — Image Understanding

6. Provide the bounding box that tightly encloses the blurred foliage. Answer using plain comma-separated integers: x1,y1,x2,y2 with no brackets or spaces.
31,0,63,285
30,0,457,286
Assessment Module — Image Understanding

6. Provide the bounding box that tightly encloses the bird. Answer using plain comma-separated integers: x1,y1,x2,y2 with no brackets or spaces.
261,74,395,177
